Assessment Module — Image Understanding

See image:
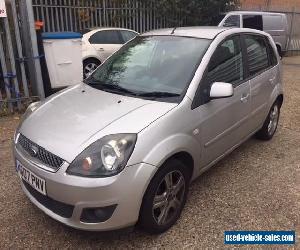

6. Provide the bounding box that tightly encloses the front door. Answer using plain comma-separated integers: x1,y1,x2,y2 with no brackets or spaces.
192,35,252,167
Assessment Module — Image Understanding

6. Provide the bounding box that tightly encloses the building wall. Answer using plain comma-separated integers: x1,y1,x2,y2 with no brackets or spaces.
240,0,300,12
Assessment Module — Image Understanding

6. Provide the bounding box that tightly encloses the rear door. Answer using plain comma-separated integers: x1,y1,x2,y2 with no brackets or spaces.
88,30,123,60
242,34,277,131
191,35,252,167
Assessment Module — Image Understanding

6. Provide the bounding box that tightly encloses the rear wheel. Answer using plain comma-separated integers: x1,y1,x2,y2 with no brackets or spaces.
256,101,280,140
83,58,100,79
276,45,283,57
139,159,191,234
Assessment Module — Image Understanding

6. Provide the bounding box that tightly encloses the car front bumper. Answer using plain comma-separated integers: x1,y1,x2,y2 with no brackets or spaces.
13,145,157,231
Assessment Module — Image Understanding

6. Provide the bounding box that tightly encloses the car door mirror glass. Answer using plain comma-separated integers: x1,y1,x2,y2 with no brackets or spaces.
210,82,234,99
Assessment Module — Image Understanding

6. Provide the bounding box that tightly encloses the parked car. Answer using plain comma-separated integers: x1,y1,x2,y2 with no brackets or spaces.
81,27,138,79
218,11,288,56
14,27,283,234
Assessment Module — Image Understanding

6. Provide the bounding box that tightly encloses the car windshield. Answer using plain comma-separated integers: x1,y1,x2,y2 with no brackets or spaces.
86,36,211,100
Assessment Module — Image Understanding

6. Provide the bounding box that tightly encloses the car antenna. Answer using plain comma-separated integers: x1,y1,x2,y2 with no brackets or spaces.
171,27,177,34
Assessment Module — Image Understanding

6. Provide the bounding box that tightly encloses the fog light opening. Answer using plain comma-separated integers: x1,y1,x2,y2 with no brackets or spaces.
80,205,117,223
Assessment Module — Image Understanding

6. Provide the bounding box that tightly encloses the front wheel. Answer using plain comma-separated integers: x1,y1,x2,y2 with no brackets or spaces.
256,101,280,140
139,159,191,234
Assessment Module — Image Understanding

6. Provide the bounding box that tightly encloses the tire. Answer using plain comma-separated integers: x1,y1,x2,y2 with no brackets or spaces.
139,158,191,234
276,45,282,58
83,58,100,79
255,101,280,141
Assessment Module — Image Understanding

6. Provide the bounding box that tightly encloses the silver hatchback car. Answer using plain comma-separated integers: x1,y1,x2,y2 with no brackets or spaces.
13,27,283,234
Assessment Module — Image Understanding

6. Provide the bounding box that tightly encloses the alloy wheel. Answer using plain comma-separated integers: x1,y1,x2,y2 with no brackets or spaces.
83,62,98,79
267,104,279,136
152,170,185,226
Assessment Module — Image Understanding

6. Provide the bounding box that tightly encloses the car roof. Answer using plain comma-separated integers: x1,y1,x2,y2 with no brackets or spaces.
141,26,231,39
82,27,139,38
226,11,286,16
89,27,138,32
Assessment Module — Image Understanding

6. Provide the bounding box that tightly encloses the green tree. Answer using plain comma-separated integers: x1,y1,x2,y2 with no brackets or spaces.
143,0,238,26
76,0,239,28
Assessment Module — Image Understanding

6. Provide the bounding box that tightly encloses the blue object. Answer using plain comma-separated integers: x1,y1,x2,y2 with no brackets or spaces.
42,32,82,40
224,231,295,245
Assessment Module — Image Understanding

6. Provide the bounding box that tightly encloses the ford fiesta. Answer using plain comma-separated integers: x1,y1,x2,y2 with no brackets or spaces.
13,27,283,234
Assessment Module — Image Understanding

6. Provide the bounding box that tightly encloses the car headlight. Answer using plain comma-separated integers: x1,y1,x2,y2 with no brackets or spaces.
66,134,137,177
15,101,41,142
21,101,41,121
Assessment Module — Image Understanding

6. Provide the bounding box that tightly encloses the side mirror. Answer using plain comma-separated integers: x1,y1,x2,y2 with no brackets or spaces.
210,82,234,99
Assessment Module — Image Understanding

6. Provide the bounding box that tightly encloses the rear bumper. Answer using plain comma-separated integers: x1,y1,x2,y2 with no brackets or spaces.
14,145,157,231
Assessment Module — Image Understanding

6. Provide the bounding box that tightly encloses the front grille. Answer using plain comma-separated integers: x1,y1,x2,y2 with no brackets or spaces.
23,180,74,218
18,134,64,171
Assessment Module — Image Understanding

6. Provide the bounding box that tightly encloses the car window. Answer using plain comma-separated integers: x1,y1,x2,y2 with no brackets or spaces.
88,36,211,98
223,15,240,27
244,35,269,76
263,15,284,30
243,15,263,30
89,30,122,44
206,36,244,86
120,31,137,43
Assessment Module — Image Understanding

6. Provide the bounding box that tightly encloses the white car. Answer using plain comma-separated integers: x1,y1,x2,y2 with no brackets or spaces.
82,27,138,78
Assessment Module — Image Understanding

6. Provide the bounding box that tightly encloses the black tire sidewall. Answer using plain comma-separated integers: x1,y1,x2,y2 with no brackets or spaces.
139,158,191,234
83,59,100,79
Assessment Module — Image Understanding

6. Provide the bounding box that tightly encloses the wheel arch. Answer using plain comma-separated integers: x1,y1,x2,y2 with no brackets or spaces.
276,94,284,108
136,133,201,182
139,150,195,214
159,151,195,182
83,57,101,64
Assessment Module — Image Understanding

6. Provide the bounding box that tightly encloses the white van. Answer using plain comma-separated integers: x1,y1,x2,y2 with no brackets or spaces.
218,11,288,56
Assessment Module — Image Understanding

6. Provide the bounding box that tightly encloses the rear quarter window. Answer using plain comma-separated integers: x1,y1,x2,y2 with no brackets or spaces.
263,15,284,30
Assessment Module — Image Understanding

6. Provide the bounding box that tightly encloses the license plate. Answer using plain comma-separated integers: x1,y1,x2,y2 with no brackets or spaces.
16,160,46,195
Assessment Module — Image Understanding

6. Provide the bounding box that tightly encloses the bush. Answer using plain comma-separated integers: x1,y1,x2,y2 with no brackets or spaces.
143,0,238,26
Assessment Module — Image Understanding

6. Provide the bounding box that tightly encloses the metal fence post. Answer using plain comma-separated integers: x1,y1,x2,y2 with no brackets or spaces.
11,0,29,99
103,0,107,26
0,25,13,112
24,0,45,99
3,17,22,110
287,7,295,53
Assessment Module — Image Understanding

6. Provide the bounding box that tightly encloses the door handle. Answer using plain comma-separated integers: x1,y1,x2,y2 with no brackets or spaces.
97,48,104,51
240,93,250,103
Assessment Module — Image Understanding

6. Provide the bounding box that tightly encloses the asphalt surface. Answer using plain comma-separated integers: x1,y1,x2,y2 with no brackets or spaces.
0,57,299,249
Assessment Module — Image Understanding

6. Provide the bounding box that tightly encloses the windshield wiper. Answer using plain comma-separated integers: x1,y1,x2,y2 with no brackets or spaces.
87,80,138,96
137,91,180,98
85,80,180,99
